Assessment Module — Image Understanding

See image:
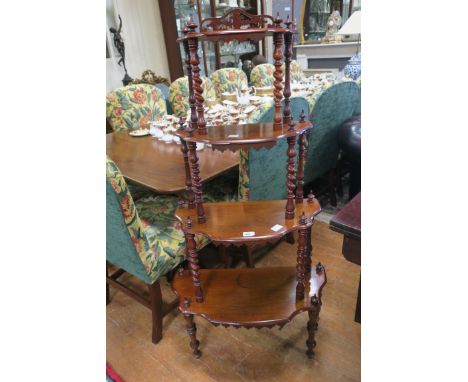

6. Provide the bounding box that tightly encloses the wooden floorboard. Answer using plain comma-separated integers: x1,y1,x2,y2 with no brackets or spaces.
107,221,361,382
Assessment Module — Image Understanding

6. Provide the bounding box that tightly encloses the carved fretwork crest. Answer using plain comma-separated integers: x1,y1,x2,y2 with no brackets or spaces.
201,8,274,31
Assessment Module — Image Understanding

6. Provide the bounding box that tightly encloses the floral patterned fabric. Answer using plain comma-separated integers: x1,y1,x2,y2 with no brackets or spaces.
210,68,248,101
281,60,305,82
106,84,167,132
250,64,275,87
106,157,209,283
168,76,216,118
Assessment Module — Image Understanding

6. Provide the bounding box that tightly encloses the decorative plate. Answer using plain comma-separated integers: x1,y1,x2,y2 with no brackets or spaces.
129,128,150,137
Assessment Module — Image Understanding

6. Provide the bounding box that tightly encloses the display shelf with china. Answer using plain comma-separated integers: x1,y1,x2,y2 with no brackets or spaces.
171,6,327,360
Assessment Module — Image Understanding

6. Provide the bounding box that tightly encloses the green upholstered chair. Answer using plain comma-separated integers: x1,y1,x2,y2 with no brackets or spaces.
106,84,167,132
210,68,249,101
250,63,275,87
168,76,216,118
303,81,360,204
106,156,210,344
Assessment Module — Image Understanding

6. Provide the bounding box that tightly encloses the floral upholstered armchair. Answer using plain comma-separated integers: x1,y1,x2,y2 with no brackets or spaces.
106,84,167,132
280,60,305,82
250,63,275,87
106,156,209,344
168,76,216,117
210,68,248,101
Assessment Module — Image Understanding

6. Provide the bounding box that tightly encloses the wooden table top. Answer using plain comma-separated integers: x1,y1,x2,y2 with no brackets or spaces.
329,192,361,239
106,131,240,194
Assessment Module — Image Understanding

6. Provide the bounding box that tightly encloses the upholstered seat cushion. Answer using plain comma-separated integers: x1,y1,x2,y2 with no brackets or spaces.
107,157,209,283
210,68,249,101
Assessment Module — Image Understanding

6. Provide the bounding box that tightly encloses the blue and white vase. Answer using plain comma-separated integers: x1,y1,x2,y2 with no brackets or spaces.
344,52,361,80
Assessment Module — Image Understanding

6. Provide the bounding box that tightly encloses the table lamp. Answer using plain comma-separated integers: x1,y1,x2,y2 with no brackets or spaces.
337,11,361,80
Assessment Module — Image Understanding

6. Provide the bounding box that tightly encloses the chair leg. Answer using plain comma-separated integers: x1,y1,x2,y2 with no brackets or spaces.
220,245,231,268
243,245,254,268
106,263,110,305
306,306,320,359
148,280,163,344
328,170,337,207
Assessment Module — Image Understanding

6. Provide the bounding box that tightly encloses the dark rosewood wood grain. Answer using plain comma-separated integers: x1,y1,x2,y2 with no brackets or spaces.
273,29,284,128
176,121,312,152
180,139,195,209
200,7,274,31
296,132,306,202
282,21,293,125
182,28,198,131
285,134,297,218
187,142,206,223
329,192,361,323
106,131,239,194
172,266,326,328
175,198,321,245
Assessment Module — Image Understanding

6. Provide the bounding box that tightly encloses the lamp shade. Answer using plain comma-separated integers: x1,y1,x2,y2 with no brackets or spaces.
337,11,361,35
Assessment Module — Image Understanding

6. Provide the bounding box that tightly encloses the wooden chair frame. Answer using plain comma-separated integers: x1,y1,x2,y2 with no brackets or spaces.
106,262,178,344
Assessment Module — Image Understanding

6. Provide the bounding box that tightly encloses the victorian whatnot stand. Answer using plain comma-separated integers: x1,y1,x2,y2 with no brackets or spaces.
171,6,327,359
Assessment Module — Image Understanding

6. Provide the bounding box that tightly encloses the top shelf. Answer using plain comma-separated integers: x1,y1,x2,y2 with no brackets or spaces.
175,121,312,152
177,27,289,43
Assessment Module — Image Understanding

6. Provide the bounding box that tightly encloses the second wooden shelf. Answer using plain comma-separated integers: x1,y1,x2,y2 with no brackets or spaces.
176,198,321,245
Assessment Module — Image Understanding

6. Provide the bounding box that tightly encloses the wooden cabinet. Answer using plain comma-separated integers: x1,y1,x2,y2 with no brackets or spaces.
159,0,264,81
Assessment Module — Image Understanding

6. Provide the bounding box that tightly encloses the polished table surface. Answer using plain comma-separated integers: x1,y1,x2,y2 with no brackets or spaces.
106,131,240,194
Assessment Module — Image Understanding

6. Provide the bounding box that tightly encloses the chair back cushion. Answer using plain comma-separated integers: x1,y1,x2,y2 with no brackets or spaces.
210,68,248,100
281,60,305,82
304,81,360,183
168,76,215,117
238,97,310,201
106,84,167,132
250,64,275,87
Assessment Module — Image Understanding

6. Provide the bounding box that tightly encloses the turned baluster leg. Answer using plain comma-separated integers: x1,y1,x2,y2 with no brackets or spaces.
296,213,308,300
305,226,312,274
184,314,201,358
181,139,195,209
182,36,198,130
188,141,206,223
285,135,297,219
296,132,306,203
283,16,293,125
273,30,284,128
185,231,204,303
306,298,320,358
186,19,206,135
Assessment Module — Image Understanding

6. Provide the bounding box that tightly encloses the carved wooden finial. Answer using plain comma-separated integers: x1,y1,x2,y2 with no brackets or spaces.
311,294,319,306
187,16,198,32
186,216,193,229
288,118,295,131
299,211,307,225
316,262,324,274
182,22,189,35
274,12,283,27
284,14,292,28
300,109,306,122
178,266,185,276
183,297,191,307
307,191,315,203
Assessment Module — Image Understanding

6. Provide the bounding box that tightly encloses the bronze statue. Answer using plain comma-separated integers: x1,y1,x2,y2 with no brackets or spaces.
109,15,133,85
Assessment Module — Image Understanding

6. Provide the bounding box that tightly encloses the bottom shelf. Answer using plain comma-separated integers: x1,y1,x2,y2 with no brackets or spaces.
172,265,326,328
